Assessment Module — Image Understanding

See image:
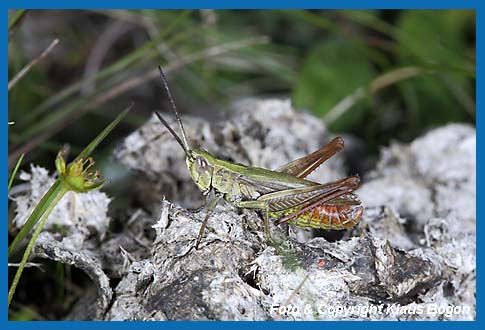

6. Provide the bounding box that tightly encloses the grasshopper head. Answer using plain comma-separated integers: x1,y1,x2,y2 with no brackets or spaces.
186,149,215,194
154,68,216,194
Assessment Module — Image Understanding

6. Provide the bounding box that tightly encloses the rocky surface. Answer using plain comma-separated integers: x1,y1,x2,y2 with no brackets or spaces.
11,99,476,320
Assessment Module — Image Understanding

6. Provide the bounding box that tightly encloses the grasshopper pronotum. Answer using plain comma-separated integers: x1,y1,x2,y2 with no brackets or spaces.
155,67,363,249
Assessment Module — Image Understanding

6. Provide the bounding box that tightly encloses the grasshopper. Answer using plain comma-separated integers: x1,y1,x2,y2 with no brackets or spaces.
155,67,363,249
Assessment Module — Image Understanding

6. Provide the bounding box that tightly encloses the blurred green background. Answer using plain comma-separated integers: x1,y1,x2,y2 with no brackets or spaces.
9,10,475,171
7,9,475,319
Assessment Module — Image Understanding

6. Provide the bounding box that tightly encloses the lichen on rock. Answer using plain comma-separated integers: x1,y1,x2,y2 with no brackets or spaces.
12,165,112,239
11,99,475,320
108,99,475,320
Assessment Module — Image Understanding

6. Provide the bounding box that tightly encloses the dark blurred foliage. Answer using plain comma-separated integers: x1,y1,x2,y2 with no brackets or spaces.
7,9,475,320
8,10,475,169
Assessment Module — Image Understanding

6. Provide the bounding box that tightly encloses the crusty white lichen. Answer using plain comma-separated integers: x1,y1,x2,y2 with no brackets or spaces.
12,165,112,239
12,99,475,320
104,100,475,320
10,164,114,319
360,123,475,233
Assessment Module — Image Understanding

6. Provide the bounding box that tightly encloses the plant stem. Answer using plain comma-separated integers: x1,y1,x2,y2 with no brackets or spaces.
324,66,423,124
8,38,59,91
8,185,69,307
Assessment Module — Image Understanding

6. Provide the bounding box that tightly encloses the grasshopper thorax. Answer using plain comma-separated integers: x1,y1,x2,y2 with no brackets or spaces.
186,149,216,194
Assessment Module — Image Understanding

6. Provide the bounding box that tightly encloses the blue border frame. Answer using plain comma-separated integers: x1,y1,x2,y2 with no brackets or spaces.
2,0,481,9
4,1,480,328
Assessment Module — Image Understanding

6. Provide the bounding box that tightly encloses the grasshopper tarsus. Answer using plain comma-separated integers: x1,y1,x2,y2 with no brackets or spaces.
155,67,363,248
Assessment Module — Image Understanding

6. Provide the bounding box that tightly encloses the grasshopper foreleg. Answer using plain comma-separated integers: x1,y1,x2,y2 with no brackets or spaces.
195,191,222,249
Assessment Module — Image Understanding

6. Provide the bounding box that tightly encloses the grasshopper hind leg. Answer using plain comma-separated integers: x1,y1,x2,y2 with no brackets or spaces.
263,205,281,247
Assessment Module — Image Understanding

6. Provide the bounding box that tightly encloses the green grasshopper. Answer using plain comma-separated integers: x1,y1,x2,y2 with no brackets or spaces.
155,67,363,249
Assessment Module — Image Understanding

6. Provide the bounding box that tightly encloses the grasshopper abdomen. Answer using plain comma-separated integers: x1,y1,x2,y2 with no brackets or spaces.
273,198,364,230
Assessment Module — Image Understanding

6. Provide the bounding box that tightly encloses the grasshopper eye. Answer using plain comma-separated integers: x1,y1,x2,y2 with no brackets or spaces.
196,156,208,171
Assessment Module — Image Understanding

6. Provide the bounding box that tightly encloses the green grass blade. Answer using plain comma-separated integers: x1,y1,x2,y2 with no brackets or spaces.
8,179,64,256
8,10,28,30
16,26,193,142
8,153,25,193
8,186,68,307
21,10,191,127
75,103,133,161
8,103,132,308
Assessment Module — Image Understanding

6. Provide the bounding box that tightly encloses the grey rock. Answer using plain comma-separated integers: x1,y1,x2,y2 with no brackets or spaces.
33,231,112,319
12,99,475,320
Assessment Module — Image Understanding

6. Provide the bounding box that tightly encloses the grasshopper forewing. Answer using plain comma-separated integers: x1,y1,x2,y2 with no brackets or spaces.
155,66,363,248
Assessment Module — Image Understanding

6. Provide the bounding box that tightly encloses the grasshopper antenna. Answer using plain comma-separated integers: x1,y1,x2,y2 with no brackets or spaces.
154,111,191,158
158,66,191,153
